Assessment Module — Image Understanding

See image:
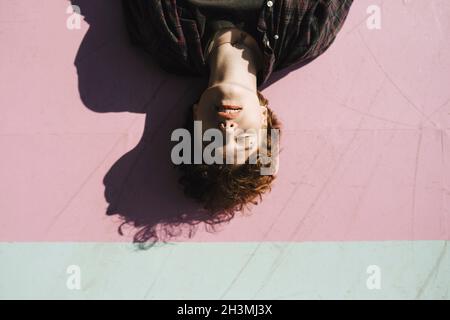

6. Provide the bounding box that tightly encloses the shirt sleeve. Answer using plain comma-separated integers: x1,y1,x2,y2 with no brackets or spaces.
122,0,205,77
274,0,353,72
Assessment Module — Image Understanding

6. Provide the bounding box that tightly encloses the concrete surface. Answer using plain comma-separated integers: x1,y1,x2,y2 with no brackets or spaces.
0,0,449,299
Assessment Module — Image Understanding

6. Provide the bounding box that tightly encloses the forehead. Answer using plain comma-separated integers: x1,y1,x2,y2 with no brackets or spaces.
212,146,259,164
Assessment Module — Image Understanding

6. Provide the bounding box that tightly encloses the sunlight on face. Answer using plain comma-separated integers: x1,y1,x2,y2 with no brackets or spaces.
193,82,267,163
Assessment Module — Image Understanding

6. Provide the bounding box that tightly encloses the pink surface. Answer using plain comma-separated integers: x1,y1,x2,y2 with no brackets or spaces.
1,0,449,242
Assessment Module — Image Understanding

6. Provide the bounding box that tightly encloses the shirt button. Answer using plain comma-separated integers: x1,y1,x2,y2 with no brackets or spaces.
274,34,279,40
267,1,274,8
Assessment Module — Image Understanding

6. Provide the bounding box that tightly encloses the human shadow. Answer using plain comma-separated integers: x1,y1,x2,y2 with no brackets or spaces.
71,0,210,247
70,0,299,248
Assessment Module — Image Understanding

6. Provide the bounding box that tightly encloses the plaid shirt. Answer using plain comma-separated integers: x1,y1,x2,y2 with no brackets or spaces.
123,0,353,88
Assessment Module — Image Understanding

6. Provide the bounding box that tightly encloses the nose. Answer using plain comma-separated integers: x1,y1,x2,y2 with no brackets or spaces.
219,120,238,130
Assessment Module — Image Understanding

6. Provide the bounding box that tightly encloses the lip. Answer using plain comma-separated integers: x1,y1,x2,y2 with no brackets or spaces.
221,105,242,110
217,111,240,119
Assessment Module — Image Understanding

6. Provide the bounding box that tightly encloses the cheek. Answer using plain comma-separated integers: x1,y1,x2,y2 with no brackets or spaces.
195,102,208,119
196,106,217,128
241,112,263,130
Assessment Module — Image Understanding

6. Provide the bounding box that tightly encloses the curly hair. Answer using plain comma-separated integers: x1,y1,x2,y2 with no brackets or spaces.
177,90,282,224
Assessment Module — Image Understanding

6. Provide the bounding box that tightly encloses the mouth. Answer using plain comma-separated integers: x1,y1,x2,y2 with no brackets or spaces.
217,110,240,119
222,104,242,109
216,104,242,119
217,104,242,111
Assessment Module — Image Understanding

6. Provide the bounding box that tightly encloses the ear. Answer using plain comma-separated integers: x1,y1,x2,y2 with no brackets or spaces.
192,103,199,120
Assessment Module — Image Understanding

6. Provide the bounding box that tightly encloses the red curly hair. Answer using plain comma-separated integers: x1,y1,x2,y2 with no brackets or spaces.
178,90,282,224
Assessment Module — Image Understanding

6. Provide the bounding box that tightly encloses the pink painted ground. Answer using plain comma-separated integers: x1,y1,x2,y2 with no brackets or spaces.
1,0,449,242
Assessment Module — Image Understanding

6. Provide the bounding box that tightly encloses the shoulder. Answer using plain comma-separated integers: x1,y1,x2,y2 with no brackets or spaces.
272,0,354,70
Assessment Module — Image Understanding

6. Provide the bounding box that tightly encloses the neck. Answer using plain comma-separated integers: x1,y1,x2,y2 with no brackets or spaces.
207,39,260,90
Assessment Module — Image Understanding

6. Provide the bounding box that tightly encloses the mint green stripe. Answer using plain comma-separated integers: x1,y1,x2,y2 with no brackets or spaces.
0,241,448,299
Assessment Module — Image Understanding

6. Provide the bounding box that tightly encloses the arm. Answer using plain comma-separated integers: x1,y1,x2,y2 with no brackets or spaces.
274,0,353,73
